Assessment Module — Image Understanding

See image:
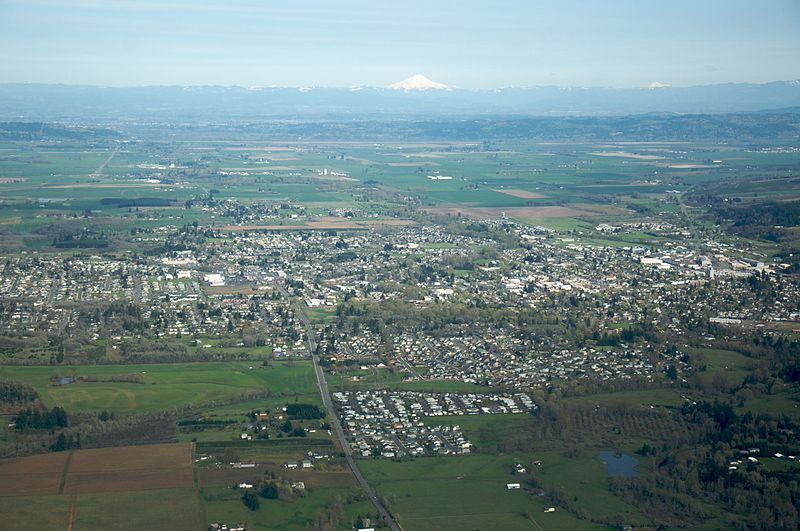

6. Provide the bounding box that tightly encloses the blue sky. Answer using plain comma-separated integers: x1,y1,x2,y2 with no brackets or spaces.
0,0,798,88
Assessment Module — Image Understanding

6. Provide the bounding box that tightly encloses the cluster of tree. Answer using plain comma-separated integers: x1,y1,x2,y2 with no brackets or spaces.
306,496,344,531
100,197,175,208
499,401,700,454
710,200,800,243
280,419,307,437
285,403,325,419
50,432,80,452
52,231,109,249
0,380,38,403
14,406,68,430
241,475,304,511
593,322,661,346
241,491,259,511
119,338,189,361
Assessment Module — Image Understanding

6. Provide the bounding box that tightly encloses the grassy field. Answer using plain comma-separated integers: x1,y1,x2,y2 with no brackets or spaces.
202,484,372,530
73,488,204,530
0,360,317,413
360,455,612,530
361,412,649,529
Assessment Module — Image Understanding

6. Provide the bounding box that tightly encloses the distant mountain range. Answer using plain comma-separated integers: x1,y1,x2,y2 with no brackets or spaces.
0,80,798,122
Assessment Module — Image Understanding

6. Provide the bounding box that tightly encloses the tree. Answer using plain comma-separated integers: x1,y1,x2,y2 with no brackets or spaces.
242,491,260,511
52,433,67,452
260,482,278,499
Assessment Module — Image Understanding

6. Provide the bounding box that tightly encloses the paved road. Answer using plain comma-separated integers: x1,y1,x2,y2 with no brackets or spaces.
277,284,401,531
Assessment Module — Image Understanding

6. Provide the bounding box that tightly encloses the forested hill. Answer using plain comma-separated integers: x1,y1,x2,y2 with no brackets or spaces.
1,81,799,121
0,122,121,141
123,112,800,143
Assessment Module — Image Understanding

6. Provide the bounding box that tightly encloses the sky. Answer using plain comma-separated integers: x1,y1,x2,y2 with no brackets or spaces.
0,0,798,88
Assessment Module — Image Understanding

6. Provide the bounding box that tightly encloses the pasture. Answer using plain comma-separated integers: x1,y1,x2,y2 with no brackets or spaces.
359,455,609,531
0,443,202,530
0,360,318,413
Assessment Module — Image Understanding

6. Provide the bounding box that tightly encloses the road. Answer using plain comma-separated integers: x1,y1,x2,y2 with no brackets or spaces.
90,146,118,178
277,284,401,531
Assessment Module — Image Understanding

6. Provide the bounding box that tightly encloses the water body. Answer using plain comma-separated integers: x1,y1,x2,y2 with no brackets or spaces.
598,450,639,477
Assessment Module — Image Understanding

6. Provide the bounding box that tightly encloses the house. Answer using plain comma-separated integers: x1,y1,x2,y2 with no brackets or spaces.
506,483,521,490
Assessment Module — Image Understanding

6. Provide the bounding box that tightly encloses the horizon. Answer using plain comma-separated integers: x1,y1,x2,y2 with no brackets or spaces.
1,76,798,91
1,1,798,88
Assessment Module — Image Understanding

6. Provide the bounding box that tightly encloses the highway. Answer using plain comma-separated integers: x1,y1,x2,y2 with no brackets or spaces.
277,284,401,531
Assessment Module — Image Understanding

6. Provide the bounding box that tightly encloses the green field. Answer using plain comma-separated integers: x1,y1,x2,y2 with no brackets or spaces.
0,361,317,413
360,455,611,531
0,488,202,531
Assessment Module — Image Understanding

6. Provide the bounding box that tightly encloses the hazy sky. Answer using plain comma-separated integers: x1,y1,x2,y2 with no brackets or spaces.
0,0,798,88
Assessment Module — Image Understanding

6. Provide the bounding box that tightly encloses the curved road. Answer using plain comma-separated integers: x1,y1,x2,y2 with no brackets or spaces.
278,284,401,531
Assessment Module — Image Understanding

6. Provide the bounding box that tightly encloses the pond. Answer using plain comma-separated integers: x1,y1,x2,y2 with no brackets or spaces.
598,450,639,477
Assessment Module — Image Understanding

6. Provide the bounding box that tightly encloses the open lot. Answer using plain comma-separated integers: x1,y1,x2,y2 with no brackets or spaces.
425,204,592,220
0,451,68,496
64,443,193,494
0,443,193,497
0,361,318,413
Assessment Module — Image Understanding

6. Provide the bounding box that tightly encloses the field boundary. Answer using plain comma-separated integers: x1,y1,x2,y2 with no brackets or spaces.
58,449,74,494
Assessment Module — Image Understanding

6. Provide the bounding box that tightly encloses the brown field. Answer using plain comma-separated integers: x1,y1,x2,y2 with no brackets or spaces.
397,152,446,158
62,443,193,494
221,146,296,151
492,188,546,199
312,174,358,182
572,203,632,215
664,163,715,169
0,451,68,496
589,151,664,160
386,162,439,167
44,183,166,189
219,217,414,231
258,154,298,160
221,166,297,172
0,177,27,183
425,205,589,219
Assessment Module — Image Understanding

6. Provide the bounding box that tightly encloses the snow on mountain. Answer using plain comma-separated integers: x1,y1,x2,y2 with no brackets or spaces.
388,74,450,90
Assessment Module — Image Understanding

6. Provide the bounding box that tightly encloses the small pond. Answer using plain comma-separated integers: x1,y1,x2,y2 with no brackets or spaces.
598,450,639,477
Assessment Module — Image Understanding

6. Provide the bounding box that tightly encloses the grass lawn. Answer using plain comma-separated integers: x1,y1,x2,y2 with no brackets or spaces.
202,484,371,530
359,456,611,531
424,413,535,451
74,488,203,530
0,493,70,530
0,360,318,413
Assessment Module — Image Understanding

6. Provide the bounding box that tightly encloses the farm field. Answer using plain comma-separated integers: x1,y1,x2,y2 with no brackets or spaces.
0,443,201,530
3,139,798,248
0,443,192,496
0,360,317,413
201,484,373,531
359,455,611,531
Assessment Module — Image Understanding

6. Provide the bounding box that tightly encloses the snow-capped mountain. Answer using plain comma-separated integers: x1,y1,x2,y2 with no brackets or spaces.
388,74,450,90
